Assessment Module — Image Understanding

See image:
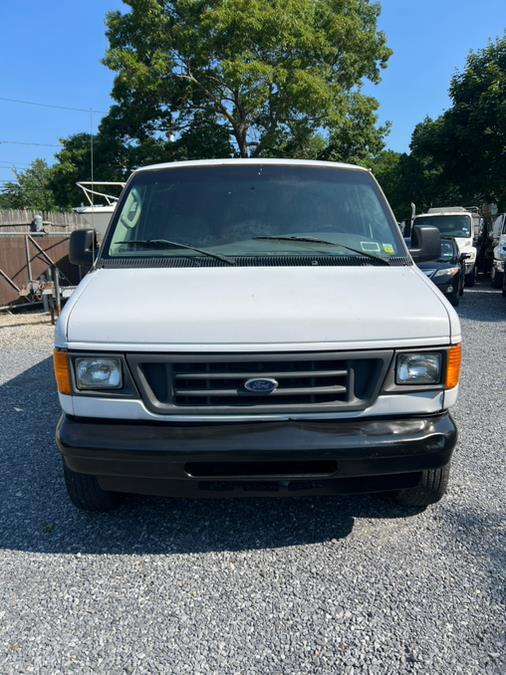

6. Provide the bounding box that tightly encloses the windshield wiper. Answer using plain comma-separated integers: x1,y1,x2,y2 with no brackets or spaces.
253,235,391,266
115,239,236,265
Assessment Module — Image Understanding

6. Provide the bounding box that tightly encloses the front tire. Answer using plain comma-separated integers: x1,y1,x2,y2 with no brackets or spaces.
449,293,459,307
63,463,124,511
393,464,450,507
464,266,476,287
491,267,503,289
459,274,464,295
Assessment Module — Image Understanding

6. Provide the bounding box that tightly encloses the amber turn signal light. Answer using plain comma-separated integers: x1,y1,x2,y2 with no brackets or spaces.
53,350,72,395
445,344,462,389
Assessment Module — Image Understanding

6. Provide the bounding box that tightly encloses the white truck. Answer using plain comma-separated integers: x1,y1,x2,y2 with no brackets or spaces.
412,207,480,287
490,212,506,289
53,159,462,512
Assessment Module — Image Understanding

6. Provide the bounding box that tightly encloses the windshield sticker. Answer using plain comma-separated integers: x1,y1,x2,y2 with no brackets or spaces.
360,241,381,252
382,243,395,255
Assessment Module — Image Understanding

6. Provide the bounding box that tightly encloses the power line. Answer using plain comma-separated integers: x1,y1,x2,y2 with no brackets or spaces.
0,140,61,148
0,96,107,115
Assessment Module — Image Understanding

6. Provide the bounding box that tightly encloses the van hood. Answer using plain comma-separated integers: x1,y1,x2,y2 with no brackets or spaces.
59,266,458,351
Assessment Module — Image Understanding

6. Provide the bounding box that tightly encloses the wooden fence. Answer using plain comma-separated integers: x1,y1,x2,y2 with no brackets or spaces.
0,209,86,232
0,210,86,307
0,234,81,307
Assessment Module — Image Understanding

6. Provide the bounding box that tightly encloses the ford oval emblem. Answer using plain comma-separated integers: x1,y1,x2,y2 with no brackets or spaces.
244,377,279,394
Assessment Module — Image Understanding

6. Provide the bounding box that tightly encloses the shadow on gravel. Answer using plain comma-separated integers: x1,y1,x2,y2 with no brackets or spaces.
442,506,506,593
0,357,422,556
457,285,505,323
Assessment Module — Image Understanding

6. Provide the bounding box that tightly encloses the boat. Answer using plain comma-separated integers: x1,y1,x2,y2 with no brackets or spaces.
73,181,125,238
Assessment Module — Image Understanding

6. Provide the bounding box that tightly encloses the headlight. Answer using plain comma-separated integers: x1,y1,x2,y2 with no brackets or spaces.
396,353,442,385
75,357,122,390
434,267,460,277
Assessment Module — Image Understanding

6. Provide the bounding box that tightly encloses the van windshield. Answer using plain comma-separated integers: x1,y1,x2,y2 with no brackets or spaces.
414,214,471,238
104,165,406,263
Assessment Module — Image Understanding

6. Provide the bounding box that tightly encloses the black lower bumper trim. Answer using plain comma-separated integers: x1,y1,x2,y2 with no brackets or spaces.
56,413,457,497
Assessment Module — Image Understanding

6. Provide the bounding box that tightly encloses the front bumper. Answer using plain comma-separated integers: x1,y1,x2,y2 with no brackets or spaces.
432,279,458,298
56,413,457,497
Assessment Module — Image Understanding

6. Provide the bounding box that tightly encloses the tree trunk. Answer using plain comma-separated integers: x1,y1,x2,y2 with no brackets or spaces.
235,126,249,157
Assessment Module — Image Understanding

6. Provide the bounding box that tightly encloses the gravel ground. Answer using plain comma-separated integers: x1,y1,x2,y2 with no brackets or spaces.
0,284,504,674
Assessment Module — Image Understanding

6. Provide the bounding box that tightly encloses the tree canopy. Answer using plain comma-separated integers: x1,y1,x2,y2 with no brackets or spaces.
2,9,503,219
2,0,392,211
369,33,506,220
0,159,56,212
103,0,391,159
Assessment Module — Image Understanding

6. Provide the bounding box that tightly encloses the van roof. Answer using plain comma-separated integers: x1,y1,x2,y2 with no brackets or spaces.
134,158,370,173
415,211,473,218
427,206,468,213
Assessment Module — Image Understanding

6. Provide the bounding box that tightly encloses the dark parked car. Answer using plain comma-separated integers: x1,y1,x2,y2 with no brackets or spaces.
406,237,466,306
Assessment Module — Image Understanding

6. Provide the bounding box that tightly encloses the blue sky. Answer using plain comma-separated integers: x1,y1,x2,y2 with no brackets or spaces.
0,0,504,187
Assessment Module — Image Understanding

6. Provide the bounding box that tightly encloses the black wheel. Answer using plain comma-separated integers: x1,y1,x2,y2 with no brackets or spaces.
464,267,476,287
491,267,503,289
63,463,124,511
449,293,459,307
393,463,450,507
459,274,464,296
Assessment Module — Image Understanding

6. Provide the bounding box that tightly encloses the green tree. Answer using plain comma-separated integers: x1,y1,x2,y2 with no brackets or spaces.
367,150,407,219
444,33,506,205
48,132,128,209
103,0,391,160
406,34,506,209
0,159,56,211
369,137,466,222
48,109,233,208
407,118,465,209
322,93,390,164
368,34,506,219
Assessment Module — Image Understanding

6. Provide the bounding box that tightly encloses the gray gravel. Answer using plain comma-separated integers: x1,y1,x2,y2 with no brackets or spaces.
0,284,504,674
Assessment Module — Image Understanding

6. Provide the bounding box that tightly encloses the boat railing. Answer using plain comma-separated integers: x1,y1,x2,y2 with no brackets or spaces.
76,181,125,207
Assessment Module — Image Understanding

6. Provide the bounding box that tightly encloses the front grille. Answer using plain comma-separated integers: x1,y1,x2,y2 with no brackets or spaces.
172,358,348,406
126,351,393,415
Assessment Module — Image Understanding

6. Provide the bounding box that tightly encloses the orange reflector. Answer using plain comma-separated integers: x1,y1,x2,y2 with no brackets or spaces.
53,350,72,395
445,344,462,389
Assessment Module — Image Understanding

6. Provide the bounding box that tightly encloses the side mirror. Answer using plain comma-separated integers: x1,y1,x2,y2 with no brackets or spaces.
409,225,441,262
69,228,97,267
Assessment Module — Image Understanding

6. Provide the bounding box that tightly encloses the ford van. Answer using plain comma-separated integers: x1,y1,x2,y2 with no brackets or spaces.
54,159,461,511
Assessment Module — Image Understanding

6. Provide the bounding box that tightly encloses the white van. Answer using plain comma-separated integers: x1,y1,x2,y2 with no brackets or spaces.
54,159,462,512
412,207,478,286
